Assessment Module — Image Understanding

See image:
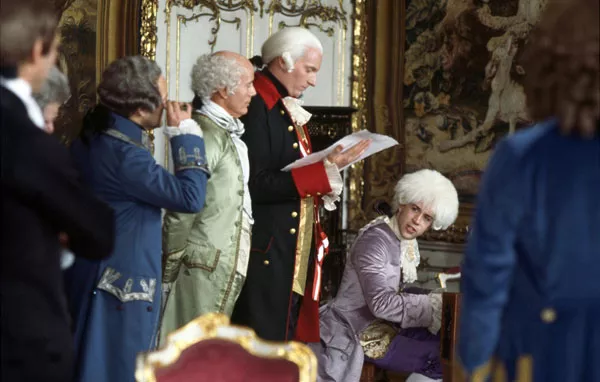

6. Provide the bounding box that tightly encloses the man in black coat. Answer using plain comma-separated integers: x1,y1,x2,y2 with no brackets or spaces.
231,27,368,342
0,1,115,380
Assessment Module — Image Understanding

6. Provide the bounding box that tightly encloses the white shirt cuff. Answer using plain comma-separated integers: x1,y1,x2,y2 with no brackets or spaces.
163,118,203,138
322,159,343,211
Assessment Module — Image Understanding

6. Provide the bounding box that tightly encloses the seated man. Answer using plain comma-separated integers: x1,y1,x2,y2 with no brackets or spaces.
160,51,256,341
309,169,459,382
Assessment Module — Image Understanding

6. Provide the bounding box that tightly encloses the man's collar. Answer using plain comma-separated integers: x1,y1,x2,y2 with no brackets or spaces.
262,69,289,97
108,111,146,145
254,69,290,110
0,76,45,129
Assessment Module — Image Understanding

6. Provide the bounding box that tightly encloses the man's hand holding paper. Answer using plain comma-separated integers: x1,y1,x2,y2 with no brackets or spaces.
282,130,399,172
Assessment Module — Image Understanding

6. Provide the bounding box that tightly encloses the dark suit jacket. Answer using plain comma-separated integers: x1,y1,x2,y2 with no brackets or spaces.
0,86,115,381
231,70,332,341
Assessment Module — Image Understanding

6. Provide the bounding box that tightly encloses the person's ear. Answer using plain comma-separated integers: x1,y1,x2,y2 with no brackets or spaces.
30,39,44,64
216,87,228,99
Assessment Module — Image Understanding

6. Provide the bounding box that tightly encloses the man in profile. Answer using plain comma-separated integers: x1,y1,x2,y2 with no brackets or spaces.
0,1,115,381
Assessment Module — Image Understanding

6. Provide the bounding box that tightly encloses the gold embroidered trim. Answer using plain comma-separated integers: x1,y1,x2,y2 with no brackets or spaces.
516,355,533,382
454,355,533,382
292,197,314,295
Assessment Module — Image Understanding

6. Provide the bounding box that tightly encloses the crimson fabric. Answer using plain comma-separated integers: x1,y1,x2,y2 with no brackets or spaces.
155,339,299,382
290,162,332,198
253,72,280,110
294,289,321,343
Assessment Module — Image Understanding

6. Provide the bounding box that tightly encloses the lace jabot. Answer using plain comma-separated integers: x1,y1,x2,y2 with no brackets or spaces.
281,96,312,127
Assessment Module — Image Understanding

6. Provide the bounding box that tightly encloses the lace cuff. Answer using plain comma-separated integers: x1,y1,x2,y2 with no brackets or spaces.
427,293,443,334
322,159,343,211
164,119,203,138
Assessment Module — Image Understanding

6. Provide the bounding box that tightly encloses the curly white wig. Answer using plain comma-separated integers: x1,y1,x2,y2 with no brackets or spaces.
392,169,459,230
261,27,323,67
191,54,243,102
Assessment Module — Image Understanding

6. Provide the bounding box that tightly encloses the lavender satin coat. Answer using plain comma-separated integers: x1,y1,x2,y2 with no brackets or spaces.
309,222,434,382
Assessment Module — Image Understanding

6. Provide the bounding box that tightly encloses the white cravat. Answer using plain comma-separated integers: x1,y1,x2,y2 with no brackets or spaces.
199,101,253,223
0,77,45,129
386,216,420,284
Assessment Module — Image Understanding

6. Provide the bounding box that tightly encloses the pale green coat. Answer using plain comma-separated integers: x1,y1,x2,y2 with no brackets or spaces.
160,113,246,343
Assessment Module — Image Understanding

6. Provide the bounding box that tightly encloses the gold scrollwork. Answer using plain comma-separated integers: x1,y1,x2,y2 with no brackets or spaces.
140,0,159,60
169,0,257,52
140,0,159,154
264,0,347,36
349,0,368,230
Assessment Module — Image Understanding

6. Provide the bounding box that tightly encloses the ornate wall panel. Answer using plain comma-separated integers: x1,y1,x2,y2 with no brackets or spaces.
143,0,351,170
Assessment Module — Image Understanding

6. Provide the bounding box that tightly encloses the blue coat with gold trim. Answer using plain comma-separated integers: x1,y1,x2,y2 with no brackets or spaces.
458,120,600,381
64,112,209,382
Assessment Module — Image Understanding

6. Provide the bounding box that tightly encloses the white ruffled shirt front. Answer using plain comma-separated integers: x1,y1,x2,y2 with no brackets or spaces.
386,214,442,335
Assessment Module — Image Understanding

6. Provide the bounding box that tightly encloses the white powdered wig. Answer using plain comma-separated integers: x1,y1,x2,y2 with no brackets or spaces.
393,169,459,230
261,27,323,67
191,54,243,102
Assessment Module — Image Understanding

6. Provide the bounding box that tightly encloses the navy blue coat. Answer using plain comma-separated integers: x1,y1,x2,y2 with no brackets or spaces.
459,120,600,381
65,112,209,382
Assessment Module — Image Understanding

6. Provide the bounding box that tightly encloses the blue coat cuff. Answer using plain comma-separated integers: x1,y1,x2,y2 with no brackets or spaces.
170,134,210,175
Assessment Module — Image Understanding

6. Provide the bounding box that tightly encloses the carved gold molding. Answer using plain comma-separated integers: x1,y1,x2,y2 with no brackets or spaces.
348,0,368,230
139,0,159,154
169,0,257,54
262,0,347,36
140,0,159,60
136,313,317,382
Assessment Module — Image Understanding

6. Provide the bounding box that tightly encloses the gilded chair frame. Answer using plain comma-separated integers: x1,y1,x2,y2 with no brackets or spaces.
135,312,318,382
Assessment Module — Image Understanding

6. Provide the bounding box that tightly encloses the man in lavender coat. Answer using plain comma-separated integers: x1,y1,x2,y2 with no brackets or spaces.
309,169,459,382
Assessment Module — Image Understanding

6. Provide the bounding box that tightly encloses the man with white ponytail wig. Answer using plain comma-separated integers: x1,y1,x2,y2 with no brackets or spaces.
160,51,257,343
309,169,459,382
231,27,371,343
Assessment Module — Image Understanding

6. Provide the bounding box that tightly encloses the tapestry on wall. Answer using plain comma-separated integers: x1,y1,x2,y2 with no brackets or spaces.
55,0,98,145
402,0,547,196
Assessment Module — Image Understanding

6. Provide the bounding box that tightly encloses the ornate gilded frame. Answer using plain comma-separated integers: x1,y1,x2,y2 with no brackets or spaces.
135,313,317,382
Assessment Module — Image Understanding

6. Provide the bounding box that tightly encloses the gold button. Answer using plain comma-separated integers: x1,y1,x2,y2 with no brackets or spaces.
306,194,311,198
541,308,556,323
316,192,321,196
288,125,294,132
263,260,270,266
291,211,298,218
293,142,299,149
307,149,311,154
290,228,296,234
280,110,285,115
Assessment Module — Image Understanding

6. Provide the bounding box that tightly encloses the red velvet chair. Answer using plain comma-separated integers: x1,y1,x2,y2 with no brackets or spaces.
135,313,317,382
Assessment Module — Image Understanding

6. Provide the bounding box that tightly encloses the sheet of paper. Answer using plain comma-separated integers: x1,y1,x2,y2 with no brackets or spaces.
282,129,399,171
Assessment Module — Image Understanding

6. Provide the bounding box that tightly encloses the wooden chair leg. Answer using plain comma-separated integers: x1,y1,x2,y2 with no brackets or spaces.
360,362,377,382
